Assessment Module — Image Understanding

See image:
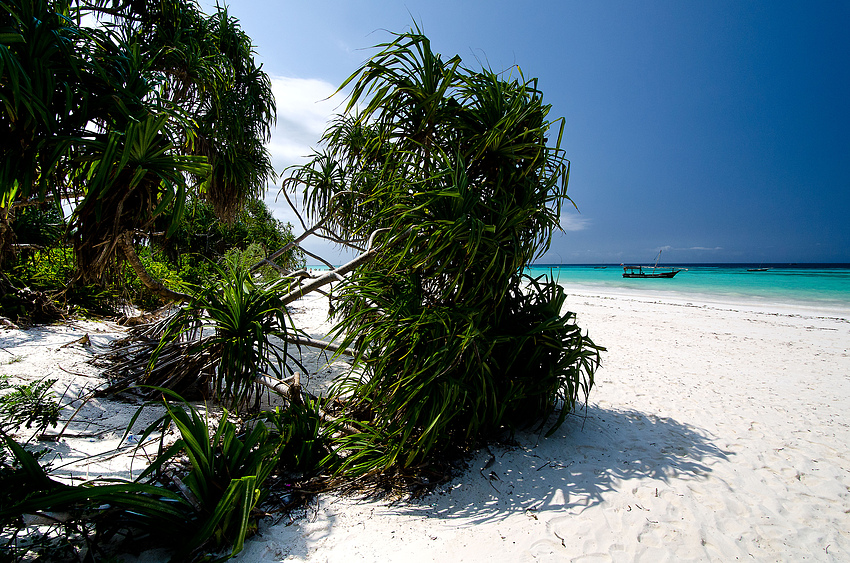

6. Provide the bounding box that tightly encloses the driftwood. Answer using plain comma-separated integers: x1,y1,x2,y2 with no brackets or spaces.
95,334,215,399
96,327,355,399
255,373,359,436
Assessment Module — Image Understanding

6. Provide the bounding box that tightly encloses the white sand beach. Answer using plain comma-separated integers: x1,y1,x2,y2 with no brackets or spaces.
3,290,849,561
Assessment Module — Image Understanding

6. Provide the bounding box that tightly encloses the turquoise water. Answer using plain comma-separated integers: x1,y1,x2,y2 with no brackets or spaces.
306,262,850,312
526,264,850,312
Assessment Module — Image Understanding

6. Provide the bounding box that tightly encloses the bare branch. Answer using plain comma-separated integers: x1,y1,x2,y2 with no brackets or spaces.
279,334,355,356
280,229,390,306
279,186,310,233
259,190,366,273
297,245,336,270
259,258,289,276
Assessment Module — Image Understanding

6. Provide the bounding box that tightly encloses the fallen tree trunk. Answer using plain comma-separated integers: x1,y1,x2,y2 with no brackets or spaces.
280,335,355,357
280,228,390,306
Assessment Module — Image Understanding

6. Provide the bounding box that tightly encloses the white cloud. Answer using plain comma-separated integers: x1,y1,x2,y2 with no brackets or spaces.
268,76,341,171
260,76,349,260
559,212,591,232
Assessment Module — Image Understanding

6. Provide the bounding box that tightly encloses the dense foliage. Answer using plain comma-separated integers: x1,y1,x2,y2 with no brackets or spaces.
150,259,299,412
0,197,303,321
1,0,276,295
289,29,602,475
163,196,305,275
0,396,324,561
0,1,306,560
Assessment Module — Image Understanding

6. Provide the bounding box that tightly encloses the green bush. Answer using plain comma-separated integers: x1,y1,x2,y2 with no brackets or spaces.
136,396,284,559
162,196,305,271
260,398,337,474
124,246,188,310
177,253,220,289
6,246,188,315
6,247,117,316
154,261,297,412
0,375,60,463
0,395,290,562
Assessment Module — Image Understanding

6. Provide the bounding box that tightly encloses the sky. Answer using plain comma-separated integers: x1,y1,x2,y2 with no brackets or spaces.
200,0,850,264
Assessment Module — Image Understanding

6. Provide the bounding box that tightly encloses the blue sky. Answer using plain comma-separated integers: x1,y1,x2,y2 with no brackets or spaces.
201,1,849,264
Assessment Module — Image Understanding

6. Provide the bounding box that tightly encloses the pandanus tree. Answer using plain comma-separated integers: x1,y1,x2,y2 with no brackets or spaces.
286,28,602,475
0,0,276,298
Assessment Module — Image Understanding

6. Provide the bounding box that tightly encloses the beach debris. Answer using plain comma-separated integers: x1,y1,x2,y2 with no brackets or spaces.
553,530,566,547
0,281,65,326
61,333,91,348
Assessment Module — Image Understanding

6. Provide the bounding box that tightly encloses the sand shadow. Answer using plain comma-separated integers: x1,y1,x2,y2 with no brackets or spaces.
396,404,732,524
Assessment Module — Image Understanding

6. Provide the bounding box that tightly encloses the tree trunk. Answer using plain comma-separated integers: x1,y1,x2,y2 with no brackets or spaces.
0,205,16,268
117,231,192,303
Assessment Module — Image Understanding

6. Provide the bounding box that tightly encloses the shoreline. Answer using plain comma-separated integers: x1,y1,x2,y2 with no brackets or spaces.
556,283,850,321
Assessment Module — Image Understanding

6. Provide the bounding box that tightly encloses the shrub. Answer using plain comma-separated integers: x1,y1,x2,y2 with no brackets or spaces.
290,29,603,475
152,261,299,412
162,196,305,271
135,396,284,559
6,245,184,315
260,398,337,475
0,375,59,462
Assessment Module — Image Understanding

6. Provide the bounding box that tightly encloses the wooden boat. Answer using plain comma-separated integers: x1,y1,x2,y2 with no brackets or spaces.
747,267,770,272
622,265,680,278
622,250,681,278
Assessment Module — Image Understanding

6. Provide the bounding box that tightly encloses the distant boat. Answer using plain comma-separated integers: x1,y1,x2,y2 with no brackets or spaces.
622,250,681,278
747,267,770,272
593,266,608,269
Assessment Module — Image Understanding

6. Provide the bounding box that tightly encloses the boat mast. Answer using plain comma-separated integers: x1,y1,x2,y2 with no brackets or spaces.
652,249,662,272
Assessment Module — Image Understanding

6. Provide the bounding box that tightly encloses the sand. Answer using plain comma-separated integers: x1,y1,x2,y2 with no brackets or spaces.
2,290,849,561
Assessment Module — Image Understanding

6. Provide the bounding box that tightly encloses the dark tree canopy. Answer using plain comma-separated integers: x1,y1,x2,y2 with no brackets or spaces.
0,0,276,287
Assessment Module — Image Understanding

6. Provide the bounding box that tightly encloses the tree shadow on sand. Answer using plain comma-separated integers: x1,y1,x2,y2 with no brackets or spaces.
395,404,732,525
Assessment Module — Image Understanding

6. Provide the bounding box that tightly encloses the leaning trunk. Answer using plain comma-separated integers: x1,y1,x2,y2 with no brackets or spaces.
117,231,191,303
0,204,16,268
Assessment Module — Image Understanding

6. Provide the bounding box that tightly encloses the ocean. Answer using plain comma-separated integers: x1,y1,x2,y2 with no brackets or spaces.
526,263,850,313
305,262,850,313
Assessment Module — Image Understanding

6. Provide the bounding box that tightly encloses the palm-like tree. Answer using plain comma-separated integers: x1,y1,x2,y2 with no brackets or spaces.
1,0,88,262
288,28,602,475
